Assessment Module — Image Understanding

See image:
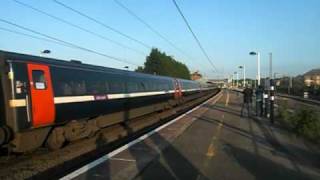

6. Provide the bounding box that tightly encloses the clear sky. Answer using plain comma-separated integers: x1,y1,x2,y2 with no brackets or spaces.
0,0,319,79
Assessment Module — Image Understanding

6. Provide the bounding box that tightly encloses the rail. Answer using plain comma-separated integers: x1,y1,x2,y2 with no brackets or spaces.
229,87,320,106
276,93,320,106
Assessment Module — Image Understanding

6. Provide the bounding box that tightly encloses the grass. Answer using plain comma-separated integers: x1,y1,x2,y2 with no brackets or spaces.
277,101,320,143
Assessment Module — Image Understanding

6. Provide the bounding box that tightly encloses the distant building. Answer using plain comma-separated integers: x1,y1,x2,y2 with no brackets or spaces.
304,69,320,86
191,71,202,80
207,79,228,88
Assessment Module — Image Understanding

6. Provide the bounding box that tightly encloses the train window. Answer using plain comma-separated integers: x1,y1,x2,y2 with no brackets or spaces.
87,80,105,94
62,82,72,95
159,83,164,91
128,82,138,92
162,83,169,91
105,82,110,92
145,81,151,91
152,83,158,91
110,81,125,93
138,82,146,92
32,70,46,90
73,81,86,95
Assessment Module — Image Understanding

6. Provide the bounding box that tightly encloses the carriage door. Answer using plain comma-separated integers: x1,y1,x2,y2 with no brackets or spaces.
174,79,182,99
27,64,55,127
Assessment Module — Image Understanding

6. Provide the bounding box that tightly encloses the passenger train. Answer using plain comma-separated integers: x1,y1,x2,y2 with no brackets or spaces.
0,50,215,152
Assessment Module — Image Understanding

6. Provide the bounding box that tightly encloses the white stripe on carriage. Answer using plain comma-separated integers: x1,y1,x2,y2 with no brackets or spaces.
54,96,95,104
9,88,212,107
9,99,26,107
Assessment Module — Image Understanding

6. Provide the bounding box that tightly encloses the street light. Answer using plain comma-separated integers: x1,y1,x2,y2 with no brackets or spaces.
249,51,261,86
239,65,246,87
40,49,51,57
41,49,51,54
230,74,234,87
234,71,238,88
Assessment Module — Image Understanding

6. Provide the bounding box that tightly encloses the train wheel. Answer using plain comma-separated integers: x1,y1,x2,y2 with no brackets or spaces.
0,126,12,146
46,127,65,150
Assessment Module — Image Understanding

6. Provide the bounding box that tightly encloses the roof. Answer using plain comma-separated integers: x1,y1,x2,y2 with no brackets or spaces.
0,50,194,82
304,69,320,76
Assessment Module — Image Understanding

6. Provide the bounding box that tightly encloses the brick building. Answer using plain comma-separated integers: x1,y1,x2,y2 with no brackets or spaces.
190,71,202,80
304,69,320,86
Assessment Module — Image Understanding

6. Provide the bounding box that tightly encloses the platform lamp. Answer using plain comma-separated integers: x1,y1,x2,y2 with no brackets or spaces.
249,51,261,86
234,71,238,88
40,49,51,57
239,65,246,87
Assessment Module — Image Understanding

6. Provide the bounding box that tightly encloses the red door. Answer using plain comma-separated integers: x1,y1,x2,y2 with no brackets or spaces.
27,64,55,127
174,79,182,98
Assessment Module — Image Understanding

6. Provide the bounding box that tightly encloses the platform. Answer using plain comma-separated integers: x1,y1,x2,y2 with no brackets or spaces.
62,90,320,180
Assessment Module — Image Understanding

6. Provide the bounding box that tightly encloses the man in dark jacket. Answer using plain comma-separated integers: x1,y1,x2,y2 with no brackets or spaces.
241,86,253,117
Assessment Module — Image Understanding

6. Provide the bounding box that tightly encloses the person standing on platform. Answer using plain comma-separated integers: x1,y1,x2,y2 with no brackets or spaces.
241,85,253,117
255,85,264,116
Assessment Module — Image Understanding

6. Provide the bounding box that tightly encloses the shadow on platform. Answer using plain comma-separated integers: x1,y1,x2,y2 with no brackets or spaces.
129,132,209,180
223,142,314,180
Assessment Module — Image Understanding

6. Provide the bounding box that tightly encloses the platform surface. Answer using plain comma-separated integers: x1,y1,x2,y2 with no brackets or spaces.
67,90,320,180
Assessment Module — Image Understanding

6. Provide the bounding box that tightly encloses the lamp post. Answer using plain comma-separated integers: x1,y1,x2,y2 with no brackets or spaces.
250,51,261,86
229,74,233,87
239,65,246,87
269,53,274,124
234,71,239,88
232,73,235,87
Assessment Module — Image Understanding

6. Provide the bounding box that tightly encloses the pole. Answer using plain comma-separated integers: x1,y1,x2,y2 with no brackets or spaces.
243,65,246,87
269,53,272,82
236,72,239,88
288,76,292,94
232,74,235,87
257,52,261,86
269,53,274,124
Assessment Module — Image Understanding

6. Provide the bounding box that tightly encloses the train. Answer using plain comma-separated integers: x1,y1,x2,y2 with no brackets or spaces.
0,50,215,152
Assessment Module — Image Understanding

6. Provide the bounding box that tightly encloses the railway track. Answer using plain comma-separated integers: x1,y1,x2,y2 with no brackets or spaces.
0,89,220,180
276,93,320,106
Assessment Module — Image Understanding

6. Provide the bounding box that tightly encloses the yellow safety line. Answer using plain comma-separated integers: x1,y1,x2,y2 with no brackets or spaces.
205,91,227,159
225,90,230,107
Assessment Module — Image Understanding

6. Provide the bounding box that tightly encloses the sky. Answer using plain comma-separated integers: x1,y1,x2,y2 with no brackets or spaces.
0,0,319,79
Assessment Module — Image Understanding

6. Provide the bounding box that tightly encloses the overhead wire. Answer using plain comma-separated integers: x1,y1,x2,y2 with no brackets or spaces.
0,26,72,47
12,0,146,56
52,0,152,49
0,18,140,66
113,0,209,73
171,0,218,72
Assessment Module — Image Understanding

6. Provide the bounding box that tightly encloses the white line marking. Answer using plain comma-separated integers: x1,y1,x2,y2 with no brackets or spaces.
60,92,222,180
109,158,136,162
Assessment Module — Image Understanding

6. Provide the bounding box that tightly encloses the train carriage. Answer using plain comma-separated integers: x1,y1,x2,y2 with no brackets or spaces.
0,50,213,152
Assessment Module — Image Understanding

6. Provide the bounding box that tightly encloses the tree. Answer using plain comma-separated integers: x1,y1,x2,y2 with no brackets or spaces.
135,66,144,73
135,48,191,79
